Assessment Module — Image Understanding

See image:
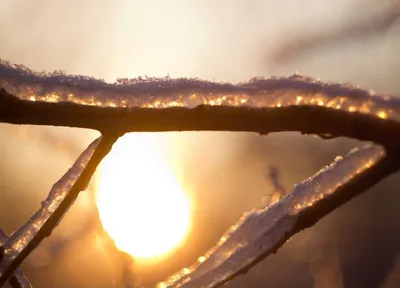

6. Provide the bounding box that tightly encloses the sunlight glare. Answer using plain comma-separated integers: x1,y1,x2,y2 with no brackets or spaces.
96,133,190,259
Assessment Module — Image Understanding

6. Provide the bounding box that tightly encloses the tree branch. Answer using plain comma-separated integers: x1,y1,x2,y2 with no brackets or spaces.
0,134,119,286
2,59,400,147
270,2,400,63
8,270,32,288
159,145,400,288
1,87,400,148
0,229,32,288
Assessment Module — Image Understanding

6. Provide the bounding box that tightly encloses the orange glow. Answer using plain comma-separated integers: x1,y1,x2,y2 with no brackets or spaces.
377,110,388,119
96,133,190,259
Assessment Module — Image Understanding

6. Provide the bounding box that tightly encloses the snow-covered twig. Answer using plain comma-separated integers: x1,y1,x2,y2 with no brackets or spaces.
0,229,32,288
157,145,400,288
0,135,119,286
8,270,32,288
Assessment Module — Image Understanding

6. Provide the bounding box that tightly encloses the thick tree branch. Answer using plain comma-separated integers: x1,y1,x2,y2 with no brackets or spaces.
1,88,400,148
2,59,400,147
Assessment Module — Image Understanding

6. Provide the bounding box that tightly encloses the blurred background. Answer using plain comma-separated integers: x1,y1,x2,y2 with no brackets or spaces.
1,0,400,287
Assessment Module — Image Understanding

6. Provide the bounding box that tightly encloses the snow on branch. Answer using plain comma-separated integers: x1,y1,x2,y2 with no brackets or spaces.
1,59,400,288
0,229,32,288
0,135,118,286
1,60,400,147
157,145,400,288
8,269,32,288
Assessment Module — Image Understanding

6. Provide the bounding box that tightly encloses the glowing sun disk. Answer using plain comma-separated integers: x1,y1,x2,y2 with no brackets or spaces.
96,133,190,259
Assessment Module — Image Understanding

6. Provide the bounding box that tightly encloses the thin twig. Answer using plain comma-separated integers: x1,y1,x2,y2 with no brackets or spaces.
0,229,32,288
8,270,32,288
0,134,119,286
262,166,285,206
270,2,400,63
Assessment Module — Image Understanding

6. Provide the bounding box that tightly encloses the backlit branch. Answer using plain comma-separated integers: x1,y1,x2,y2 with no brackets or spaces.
8,269,32,288
0,229,32,288
1,59,400,147
2,87,400,148
158,145,400,288
0,134,119,286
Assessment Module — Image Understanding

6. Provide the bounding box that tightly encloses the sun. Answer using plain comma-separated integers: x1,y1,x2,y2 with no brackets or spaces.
96,133,190,259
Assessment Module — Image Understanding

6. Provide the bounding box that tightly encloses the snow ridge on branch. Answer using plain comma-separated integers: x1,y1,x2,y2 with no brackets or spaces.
1,59,399,121
157,145,400,288
2,60,400,147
